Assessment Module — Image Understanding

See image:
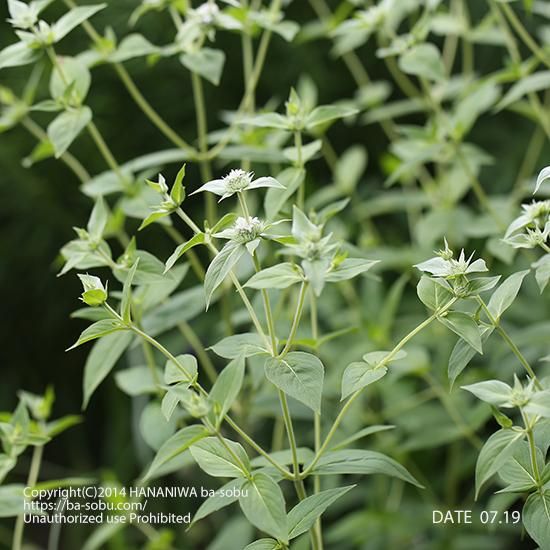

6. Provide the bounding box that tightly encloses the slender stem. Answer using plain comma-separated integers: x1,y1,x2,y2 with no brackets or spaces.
62,0,197,156
105,305,291,478
191,71,216,224
279,282,308,357
238,193,251,220
302,299,457,477
21,117,90,182
141,339,161,391
294,131,305,209
114,64,196,155
279,390,299,476
253,254,278,354
177,321,218,384
540,242,550,254
475,296,541,388
521,410,542,487
499,3,550,70
172,206,268,342
12,445,44,550
46,46,127,185
205,0,281,160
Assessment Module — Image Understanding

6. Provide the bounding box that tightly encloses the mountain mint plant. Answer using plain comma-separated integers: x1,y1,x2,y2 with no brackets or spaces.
2,0,550,548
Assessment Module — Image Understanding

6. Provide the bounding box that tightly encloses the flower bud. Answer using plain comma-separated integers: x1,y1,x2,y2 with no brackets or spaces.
78,274,108,307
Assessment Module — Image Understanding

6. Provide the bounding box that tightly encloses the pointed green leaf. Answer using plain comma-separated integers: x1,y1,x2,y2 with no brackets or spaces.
264,352,324,413
190,437,250,478
67,319,127,351
245,263,304,290
288,485,354,539
439,311,483,354
47,106,92,157
164,232,205,273
487,270,529,321
121,259,139,323
144,425,209,480
239,472,288,543
209,355,245,426
204,242,246,308
523,491,550,549
82,331,133,407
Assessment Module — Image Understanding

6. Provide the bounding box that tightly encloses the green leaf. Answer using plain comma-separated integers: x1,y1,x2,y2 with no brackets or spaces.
283,139,322,164
0,455,16,484
498,443,542,491
475,429,524,498
82,523,126,550
210,333,267,359
0,42,38,70
340,350,406,400
110,33,159,62
164,232,205,273
439,311,483,354
86,197,109,242
448,326,493,387
50,56,91,103
115,366,159,396
139,401,177,451
209,355,245,427
325,258,379,282
47,106,92,157
305,105,358,129
264,352,324,413
170,164,186,205
534,165,550,193
138,209,170,231
121,259,139,323
461,380,513,406
82,331,133,407
525,390,550,418
67,319,128,351
416,276,453,310
312,450,423,487
264,167,305,220
330,425,395,451
534,255,550,292
52,4,106,42
244,540,279,550
245,263,304,290
496,71,550,111
204,242,246,308
398,43,445,82
0,484,25,517
144,425,209,480
190,437,250,478
487,270,529,321
523,491,550,549
288,485,354,539
239,112,291,130
191,478,245,525
164,354,198,385
181,48,226,86
239,472,288,543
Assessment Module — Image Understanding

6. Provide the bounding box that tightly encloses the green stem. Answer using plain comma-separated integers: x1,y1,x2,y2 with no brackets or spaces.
105,305,291,479
499,3,550,70
12,445,43,550
302,299,457,477
141,339,162,392
205,0,281,160
172,207,268,342
21,117,90,182
62,0,197,156
114,64,196,155
522,410,542,487
294,131,305,209
475,296,541,388
191,71,216,224
177,321,218,384
253,254,278,354
279,282,308,357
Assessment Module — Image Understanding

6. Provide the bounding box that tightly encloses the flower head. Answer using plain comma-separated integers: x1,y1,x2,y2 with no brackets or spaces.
215,216,265,243
191,169,284,201
504,200,550,240
78,274,108,306
192,1,220,25
7,0,39,30
415,242,488,279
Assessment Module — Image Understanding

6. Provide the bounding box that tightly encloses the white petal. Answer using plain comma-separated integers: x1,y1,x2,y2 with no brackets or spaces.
249,176,285,190
190,179,226,196
466,259,488,273
414,257,450,276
